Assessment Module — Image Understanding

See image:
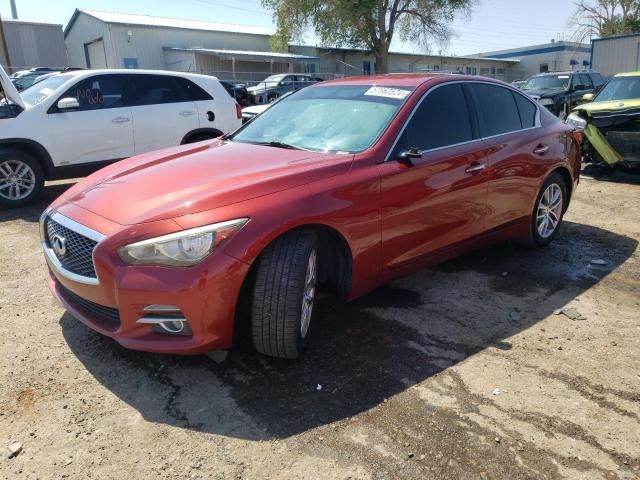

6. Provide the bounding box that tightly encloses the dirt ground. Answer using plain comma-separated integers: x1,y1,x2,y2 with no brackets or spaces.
0,172,639,480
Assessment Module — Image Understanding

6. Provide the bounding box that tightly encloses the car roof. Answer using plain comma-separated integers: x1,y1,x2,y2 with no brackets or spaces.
614,71,640,77
314,73,492,88
46,69,219,82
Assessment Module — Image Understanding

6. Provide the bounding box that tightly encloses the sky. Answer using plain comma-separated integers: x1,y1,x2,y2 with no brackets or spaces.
0,0,580,56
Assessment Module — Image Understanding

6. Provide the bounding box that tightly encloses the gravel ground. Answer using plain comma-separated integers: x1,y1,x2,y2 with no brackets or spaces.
0,173,639,480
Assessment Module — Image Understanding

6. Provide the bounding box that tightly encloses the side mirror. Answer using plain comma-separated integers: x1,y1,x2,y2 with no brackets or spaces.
396,148,422,165
57,97,80,110
280,81,292,87
572,84,585,91
581,93,594,102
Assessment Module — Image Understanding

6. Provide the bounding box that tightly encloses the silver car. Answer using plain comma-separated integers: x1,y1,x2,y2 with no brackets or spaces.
247,74,322,104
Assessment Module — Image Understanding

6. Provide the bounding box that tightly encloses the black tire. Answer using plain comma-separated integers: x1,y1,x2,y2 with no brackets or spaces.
529,172,567,247
0,149,45,208
251,229,319,359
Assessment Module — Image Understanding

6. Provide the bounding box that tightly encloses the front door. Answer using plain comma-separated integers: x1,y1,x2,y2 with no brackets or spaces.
47,74,134,166
380,83,490,269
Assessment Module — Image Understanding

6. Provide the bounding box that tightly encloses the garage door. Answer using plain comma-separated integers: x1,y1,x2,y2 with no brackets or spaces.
86,40,107,69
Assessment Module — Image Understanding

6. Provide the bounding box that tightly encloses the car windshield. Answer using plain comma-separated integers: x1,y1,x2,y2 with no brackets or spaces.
231,84,415,153
524,75,570,90
20,74,72,107
595,76,640,102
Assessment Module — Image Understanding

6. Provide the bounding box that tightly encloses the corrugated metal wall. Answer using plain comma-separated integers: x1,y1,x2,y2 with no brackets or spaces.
64,13,109,68
1,20,67,72
592,36,640,77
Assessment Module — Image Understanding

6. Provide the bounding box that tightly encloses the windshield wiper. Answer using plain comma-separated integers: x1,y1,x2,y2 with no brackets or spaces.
259,141,302,150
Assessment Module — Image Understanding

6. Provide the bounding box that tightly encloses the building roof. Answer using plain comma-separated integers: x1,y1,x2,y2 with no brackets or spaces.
592,32,640,43
2,18,63,28
477,41,591,59
65,9,274,37
164,47,319,63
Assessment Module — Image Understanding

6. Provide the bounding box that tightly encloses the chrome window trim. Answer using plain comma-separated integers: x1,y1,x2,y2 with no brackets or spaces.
40,209,107,286
384,79,542,162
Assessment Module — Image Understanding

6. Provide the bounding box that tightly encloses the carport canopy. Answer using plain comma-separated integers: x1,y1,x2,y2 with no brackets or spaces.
163,47,319,64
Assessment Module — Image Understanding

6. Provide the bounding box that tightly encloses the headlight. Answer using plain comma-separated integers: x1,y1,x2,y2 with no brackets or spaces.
566,112,587,131
538,98,555,106
119,218,248,266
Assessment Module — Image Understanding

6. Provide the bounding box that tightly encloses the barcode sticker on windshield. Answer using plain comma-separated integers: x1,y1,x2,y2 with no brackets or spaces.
364,86,411,99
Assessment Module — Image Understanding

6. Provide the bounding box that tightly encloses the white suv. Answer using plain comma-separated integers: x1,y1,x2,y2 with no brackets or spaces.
0,67,242,207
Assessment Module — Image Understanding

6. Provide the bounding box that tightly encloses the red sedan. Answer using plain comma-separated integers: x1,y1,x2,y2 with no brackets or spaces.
41,74,581,359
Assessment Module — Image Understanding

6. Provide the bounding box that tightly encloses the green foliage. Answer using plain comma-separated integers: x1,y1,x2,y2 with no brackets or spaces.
262,0,475,71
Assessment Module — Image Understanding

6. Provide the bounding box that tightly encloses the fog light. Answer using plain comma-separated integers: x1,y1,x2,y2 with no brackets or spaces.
137,310,193,336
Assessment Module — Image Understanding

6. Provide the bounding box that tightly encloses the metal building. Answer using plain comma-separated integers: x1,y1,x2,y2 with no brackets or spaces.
591,33,640,77
477,41,592,81
64,9,519,83
0,19,67,73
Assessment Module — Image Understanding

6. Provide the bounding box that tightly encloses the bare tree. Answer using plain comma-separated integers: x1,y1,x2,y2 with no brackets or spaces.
571,0,640,42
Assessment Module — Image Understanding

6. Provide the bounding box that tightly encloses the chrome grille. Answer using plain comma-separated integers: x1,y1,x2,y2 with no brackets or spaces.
46,218,98,278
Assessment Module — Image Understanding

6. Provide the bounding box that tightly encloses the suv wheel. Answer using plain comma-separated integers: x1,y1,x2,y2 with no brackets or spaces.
251,229,318,359
0,149,44,208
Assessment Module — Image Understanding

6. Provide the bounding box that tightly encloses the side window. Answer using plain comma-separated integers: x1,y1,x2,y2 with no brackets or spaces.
175,77,212,101
513,92,537,128
60,75,124,111
401,83,474,151
469,83,522,137
579,74,593,89
591,73,604,87
129,74,190,106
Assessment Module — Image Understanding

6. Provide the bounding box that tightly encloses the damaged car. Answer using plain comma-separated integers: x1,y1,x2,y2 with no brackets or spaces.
567,71,640,168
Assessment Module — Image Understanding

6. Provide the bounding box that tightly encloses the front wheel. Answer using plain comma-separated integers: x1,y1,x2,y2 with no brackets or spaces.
0,149,45,208
530,172,567,246
251,229,318,359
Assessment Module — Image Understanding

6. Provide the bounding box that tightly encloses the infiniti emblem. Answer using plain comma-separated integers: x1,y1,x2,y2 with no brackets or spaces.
51,234,67,257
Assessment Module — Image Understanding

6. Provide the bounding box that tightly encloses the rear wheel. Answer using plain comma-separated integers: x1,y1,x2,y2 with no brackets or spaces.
251,229,318,359
0,149,44,208
530,172,567,246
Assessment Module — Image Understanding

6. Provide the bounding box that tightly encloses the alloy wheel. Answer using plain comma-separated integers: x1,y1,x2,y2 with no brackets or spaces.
300,248,317,339
0,159,37,201
536,183,563,239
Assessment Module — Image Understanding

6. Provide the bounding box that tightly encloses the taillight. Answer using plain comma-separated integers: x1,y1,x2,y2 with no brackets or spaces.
235,102,242,119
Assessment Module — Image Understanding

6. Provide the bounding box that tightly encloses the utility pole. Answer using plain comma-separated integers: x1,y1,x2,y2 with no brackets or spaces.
10,0,18,19
0,13,11,72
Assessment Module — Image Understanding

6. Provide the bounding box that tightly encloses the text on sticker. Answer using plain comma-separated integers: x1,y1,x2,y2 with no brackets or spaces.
364,87,411,100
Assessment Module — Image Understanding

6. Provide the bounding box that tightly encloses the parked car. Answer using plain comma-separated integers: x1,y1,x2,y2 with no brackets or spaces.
12,71,59,91
522,70,605,120
9,67,63,79
220,80,253,107
241,92,292,123
0,66,242,207
511,80,526,89
247,73,322,104
567,71,640,168
41,74,580,359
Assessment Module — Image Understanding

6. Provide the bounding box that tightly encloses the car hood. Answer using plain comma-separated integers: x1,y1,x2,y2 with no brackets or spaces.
574,98,640,116
0,64,26,109
521,88,564,98
58,140,353,225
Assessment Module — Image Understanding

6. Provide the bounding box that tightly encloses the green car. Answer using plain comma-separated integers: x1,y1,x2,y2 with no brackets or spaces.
567,71,640,167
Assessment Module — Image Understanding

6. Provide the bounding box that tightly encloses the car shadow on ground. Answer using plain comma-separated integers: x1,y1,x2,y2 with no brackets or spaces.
581,165,640,185
0,181,76,223
60,221,637,440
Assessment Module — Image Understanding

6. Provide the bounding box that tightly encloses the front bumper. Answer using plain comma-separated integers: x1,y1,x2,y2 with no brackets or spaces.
43,207,250,355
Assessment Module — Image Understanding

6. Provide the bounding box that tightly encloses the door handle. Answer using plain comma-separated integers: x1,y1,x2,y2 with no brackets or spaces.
112,117,130,124
533,144,550,155
180,110,195,117
465,162,486,174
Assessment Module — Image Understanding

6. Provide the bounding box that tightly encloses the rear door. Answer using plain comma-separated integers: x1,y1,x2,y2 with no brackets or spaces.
380,82,490,269
127,74,199,154
47,74,134,166
468,82,558,229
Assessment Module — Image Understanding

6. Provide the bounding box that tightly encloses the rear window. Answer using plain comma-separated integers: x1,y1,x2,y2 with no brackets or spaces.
513,93,537,128
469,83,522,137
